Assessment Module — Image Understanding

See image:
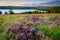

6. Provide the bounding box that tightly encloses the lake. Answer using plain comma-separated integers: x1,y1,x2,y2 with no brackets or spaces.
0,9,38,14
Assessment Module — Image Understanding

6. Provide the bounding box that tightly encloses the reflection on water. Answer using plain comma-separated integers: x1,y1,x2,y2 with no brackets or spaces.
0,9,37,14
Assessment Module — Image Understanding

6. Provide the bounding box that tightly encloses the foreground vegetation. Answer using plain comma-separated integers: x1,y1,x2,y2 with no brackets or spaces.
0,14,60,40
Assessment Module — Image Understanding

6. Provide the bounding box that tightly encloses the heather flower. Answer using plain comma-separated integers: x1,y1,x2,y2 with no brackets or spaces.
35,31,46,39
27,32,33,36
11,28,18,34
25,22,36,27
47,20,53,25
37,20,47,25
6,23,20,34
31,16,39,22
30,27,36,32
6,21,47,40
49,17,60,24
27,32,33,40
35,31,45,35
16,33,27,40
49,23,57,28
55,17,60,25
22,25,29,30
54,17,60,21
25,15,39,22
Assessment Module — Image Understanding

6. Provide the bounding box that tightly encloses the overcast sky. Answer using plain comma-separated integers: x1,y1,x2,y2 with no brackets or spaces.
0,0,52,6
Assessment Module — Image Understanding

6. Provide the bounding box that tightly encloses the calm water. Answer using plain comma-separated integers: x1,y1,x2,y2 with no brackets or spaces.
0,9,37,14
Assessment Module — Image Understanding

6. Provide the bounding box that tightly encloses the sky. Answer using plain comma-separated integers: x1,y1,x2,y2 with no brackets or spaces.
0,0,52,6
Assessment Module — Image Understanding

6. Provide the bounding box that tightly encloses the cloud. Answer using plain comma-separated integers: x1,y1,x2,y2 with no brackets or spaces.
0,0,51,6
0,0,40,1
0,1,40,6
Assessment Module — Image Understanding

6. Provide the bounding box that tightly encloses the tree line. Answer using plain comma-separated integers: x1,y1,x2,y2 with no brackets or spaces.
47,6,60,13
0,6,60,14
0,9,15,14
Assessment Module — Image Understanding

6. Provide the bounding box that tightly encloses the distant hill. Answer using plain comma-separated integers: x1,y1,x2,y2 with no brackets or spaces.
0,6,51,11
0,6,35,9
40,0,60,7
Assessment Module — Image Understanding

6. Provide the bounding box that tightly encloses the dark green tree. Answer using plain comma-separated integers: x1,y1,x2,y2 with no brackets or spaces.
47,6,60,13
0,11,2,14
4,11,8,14
9,9,15,14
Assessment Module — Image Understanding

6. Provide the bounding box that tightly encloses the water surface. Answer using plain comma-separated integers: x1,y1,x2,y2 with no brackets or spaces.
0,9,37,14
